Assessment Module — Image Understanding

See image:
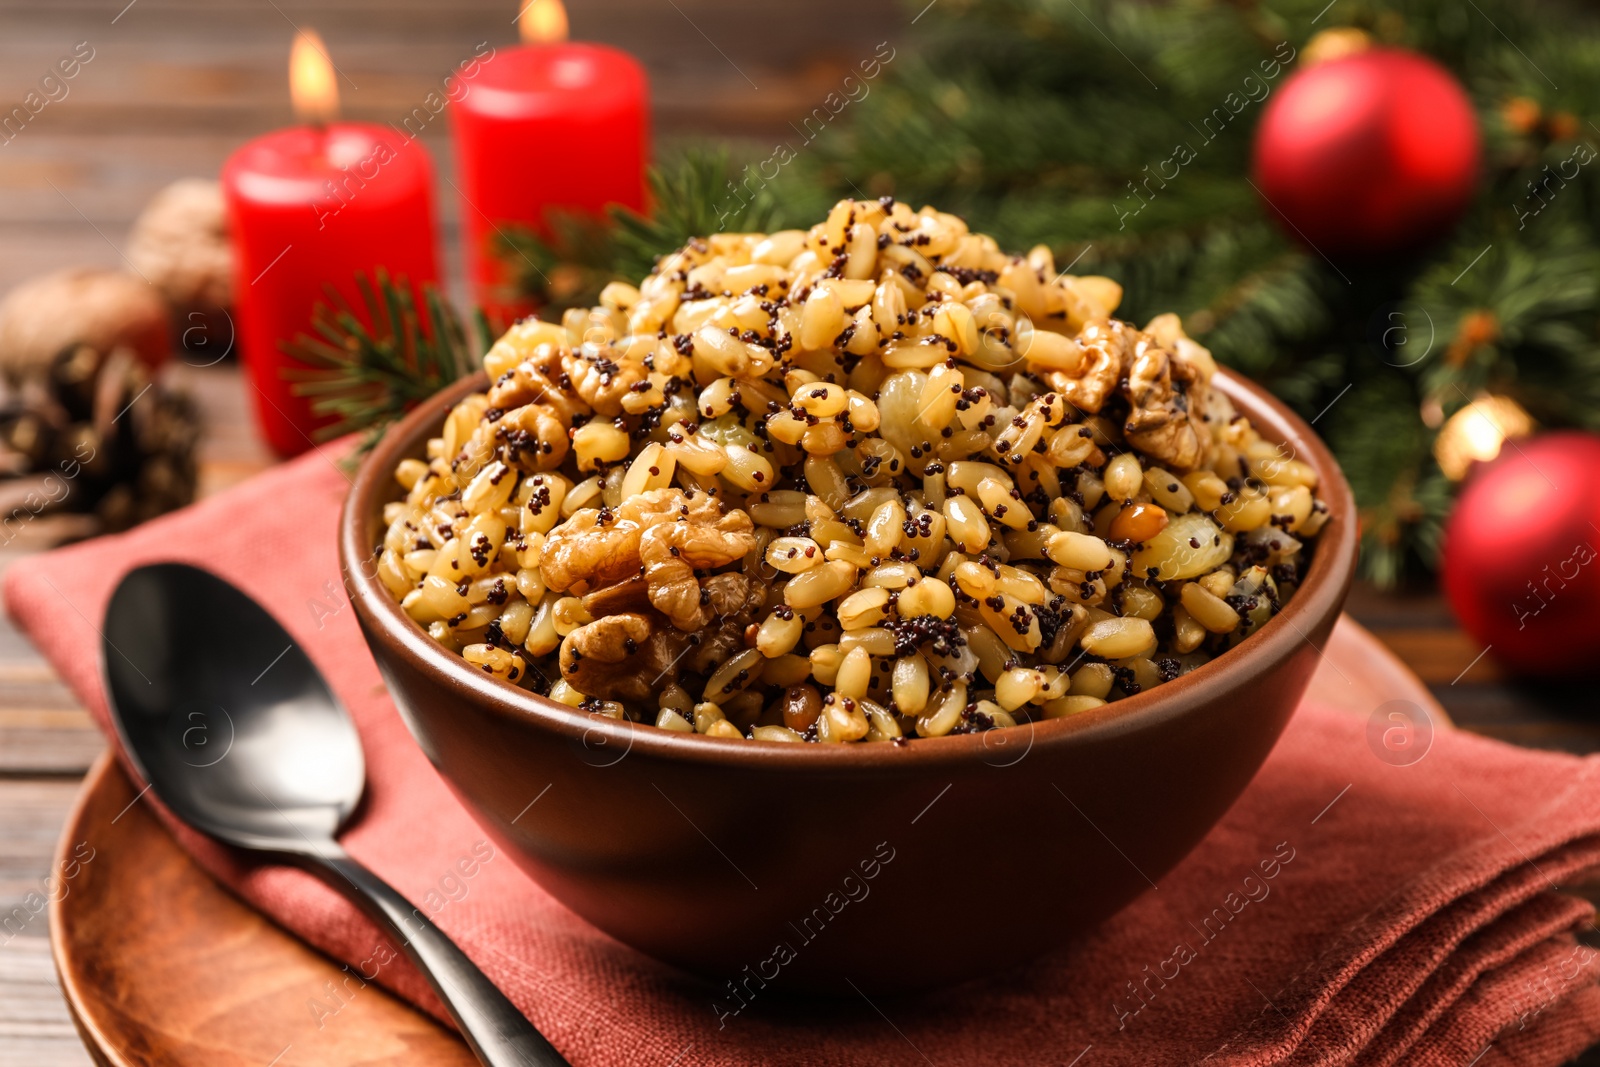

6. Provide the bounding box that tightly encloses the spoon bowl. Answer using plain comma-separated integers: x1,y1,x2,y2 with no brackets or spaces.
103,562,363,852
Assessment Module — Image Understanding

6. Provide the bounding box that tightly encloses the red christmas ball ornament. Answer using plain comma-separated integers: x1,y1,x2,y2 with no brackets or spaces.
1252,47,1481,257
1440,432,1600,677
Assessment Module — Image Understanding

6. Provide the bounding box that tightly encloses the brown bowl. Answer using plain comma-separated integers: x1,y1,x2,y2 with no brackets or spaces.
340,367,1357,993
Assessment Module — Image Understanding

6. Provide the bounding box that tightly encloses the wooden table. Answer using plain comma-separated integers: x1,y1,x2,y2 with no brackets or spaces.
2,3,1598,1064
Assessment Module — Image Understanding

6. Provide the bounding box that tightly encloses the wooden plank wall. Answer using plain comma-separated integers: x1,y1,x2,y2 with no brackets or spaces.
0,0,904,296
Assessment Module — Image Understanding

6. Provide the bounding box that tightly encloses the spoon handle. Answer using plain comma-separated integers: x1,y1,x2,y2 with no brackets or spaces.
315,850,570,1067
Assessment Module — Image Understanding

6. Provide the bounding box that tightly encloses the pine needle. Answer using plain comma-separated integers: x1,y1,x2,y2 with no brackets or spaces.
281,270,487,455
494,148,788,314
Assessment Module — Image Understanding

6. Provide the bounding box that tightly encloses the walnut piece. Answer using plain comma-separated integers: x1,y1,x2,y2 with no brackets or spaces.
703,570,764,619
1039,317,1214,472
494,403,570,472
0,268,169,376
681,573,768,674
540,509,645,592
581,574,652,617
1122,335,1210,471
559,556,766,701
540,488,757,628
564,348,647,417
126,179,232,311
1044,319,1137,414
559,613,688,702
487,347,586,421
634,490,757,630
486,347,588,473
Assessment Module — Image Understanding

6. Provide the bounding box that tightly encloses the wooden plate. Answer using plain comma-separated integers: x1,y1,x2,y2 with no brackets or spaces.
50,616,1442,1067
48,752,476,1067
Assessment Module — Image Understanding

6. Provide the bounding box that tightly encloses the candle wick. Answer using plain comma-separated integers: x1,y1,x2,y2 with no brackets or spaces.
309,119,332,163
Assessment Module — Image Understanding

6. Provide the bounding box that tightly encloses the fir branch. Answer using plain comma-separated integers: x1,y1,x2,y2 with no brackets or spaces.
282,271,487,454
495,148,793,315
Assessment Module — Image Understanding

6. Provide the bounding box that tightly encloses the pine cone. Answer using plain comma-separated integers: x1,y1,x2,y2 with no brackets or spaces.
0,344,198,547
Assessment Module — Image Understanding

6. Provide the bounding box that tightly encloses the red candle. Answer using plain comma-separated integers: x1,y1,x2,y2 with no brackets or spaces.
223,30,440,458
451,0,648,320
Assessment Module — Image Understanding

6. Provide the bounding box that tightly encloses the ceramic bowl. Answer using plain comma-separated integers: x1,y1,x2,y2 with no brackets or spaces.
340,367,1356,993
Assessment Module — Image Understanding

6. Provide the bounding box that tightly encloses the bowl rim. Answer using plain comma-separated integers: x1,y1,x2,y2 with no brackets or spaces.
340,363,1357,770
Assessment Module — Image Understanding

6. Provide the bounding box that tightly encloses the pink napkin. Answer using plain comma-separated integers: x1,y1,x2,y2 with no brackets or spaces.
8,443,1600,1067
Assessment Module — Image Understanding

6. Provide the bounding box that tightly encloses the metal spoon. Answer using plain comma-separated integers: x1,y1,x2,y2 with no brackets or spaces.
101,562,568,1067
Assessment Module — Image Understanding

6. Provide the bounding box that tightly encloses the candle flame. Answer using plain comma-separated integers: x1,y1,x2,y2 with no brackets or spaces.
519,0,569,44
290,28,340,124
